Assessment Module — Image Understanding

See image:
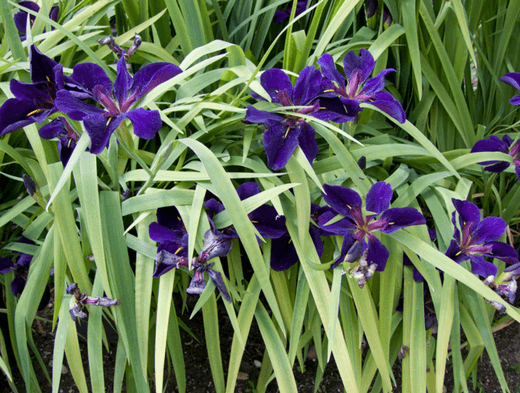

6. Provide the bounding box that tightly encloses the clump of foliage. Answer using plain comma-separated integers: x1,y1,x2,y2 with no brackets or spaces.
1,1,520,392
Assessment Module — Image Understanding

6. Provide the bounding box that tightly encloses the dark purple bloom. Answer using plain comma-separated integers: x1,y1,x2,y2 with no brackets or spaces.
319,182,425,274
66,283,120,321
273,1,307,23
55,54,182,154
0,237,35,296
149,206,189,278
245,67,343,170
499,72,520,106
470,135,520,181
445,199,519,278
0,46,65,136
205,182,287,243
317,49,406,123
38,117,78,165
14,1,59,40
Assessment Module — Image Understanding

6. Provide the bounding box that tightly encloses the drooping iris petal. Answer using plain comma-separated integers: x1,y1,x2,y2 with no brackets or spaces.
368,91,406,124
259,69,293,104
126,108,162,139
378,207,427,233
366,234,389,271
500,72,520,105
483,241,519,264
322,184,361,218
270,234,299,272
244,106,285,127
55,90,104,120
131,63,182,99
318,211,356,235
263,122,301,171
297,122,319,165
469,255,498,278
0,99,39,136
366,181,392,214
237,182,261,199
83,113,124,154
471,217,506,244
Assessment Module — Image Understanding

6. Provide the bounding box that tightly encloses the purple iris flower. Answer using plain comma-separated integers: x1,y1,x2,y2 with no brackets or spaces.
499,72,520,106
318,182,425,273
317,49,406,123
14,1,59,40
0,45,66,136
245,66,344,170
205,182,287,242
273,1,308,23
470,135,520,181
149,206,189,278
445,199,519,278
55,54,182,154
38,117,78,165
0,237,35,296
269,204,332,271
66,283,120,321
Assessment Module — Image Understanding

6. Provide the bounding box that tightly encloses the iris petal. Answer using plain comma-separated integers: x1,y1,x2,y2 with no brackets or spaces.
366,181,392,214
471,217,506,243
263,122,301,170
366,234,389,271
322,184,361,218
127,108,161,139
469,255,498,278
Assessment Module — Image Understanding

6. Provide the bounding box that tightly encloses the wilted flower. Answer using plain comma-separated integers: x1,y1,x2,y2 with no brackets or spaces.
470,135,520,181
22,174,37,196
55,49,182,153
0,237,35,296
14,1,59,40
0,46,65,136
273,1,308,23
245,67,344,170
317,49,406,123
445,199,519,278
319,182,425,274
66,283,120,321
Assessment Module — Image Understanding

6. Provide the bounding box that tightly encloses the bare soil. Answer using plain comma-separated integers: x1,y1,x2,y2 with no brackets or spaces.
2,293,520,393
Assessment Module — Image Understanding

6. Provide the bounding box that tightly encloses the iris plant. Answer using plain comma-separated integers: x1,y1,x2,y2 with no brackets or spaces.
445,199,519,278
0,46,65,136
55,49,182,154
67,283,120,321
499,72,520,106
470,135,520,181
317,49,406,123
245,67,343,170
318,182,425,285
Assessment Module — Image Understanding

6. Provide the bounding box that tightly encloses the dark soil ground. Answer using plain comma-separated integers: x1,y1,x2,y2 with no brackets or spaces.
2,293,520,393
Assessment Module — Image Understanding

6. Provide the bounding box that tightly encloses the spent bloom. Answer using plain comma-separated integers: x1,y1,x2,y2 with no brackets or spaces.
245,67,344,170
484,263,520,313
318,182,425,280
445,199,519,278
55,46,182,154
66,283,120,321
317,49,406,123
470,135,520,181
0,46,65,136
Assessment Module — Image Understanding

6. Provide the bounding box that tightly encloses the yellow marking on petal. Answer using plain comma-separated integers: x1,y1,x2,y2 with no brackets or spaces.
106,117,113,126
455,251,462,256
284,126,291,139
46,76,51,82
67,138,73,148
389,222,394,225
319,107,326,110
324,89,334,93
175,247,184,255
27,108,44,117
347,205,352,209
